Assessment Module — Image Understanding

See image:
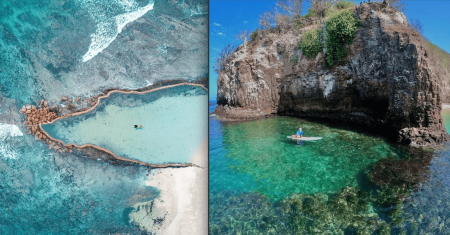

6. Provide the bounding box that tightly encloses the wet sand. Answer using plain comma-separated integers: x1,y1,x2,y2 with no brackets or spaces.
130,138,208,234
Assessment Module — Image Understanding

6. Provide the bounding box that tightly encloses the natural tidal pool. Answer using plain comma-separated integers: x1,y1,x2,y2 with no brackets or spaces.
42,85,207,164
209,103,450,234
210,106,406,201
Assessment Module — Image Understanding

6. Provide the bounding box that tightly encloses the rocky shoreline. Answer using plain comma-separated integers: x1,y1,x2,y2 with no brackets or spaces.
22,79,207,168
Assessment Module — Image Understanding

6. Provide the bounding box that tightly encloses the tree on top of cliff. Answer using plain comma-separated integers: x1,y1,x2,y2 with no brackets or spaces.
259,8,291,29
236,30,250,48
308,0,343,18
276,0,304,19
378,0,405,12
259,0,304,29
409,18,424,34
260,11,275,29
214,44,236,73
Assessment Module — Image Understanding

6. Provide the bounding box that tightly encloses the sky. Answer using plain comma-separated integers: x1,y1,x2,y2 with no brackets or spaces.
209,0,450,101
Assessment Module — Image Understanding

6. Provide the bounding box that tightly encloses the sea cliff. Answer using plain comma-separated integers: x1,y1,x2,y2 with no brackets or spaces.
215,2,450,147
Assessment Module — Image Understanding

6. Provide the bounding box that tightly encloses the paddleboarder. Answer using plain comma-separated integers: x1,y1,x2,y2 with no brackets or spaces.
296,127,304,145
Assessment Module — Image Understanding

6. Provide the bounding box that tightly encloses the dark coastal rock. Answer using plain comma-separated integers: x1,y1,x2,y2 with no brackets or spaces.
216,3,449,147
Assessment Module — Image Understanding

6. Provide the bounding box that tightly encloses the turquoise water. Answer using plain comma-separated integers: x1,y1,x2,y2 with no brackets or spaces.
209,103,450,234
443,109,450,133
210,104,406,202
0,0,207,104
0,0,207,233
0,127,158,234
42,85,207,164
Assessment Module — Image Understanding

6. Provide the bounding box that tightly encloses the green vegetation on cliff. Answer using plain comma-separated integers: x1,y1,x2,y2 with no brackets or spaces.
325,10,360,65
299,29,323,58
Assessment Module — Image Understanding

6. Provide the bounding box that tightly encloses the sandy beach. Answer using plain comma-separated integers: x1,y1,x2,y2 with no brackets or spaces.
443,103,450,109
129,138,208,234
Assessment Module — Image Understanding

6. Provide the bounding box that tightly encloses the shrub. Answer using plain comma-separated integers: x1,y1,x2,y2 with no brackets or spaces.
325,10,360,65
299,29,323,58
290,56,298,63
250,30,258,41
295,18,301,30
214,44,236,73
335,1,355,10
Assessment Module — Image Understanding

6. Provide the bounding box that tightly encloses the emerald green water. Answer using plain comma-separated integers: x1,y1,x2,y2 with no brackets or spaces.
443,109,450,133
211,115,406,202
209,103,421,233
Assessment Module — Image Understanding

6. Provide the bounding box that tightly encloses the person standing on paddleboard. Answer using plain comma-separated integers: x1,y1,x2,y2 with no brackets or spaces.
296,127,304,145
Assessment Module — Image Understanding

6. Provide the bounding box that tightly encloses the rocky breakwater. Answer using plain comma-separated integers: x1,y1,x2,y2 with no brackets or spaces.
215,2,449,146
21,101,57,140
21,80,207,168
21,97,97,154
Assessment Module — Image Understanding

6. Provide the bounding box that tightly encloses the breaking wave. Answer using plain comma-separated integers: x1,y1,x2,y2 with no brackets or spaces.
80,0,154,62
0,123,23,159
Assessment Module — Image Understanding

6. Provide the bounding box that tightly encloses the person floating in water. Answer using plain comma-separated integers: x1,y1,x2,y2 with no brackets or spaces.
296,127,304,145
134,125,143,129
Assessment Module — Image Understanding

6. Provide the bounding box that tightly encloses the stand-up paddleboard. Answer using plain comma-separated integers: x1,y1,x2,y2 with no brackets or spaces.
287,136,323,141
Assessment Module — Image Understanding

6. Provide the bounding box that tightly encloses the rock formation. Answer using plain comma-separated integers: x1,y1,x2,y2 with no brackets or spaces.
215,3,449,146
22,80,207,167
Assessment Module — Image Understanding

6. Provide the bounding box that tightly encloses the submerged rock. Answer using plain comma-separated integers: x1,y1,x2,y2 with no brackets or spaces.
215,3,449,147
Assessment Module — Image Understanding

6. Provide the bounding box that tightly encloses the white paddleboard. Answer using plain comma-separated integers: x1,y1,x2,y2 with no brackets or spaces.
287,136,323,141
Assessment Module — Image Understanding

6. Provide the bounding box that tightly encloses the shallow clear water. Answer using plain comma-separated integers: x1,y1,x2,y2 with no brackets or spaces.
0,128,157,234
402,145,450,234
209,103,450,234
210,104,406,202
398,109,450,234
443,109,450,133
42,85,207,164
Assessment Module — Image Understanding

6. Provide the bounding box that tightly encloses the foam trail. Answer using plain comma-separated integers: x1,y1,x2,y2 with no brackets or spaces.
0,123,23,159
81,0,154,62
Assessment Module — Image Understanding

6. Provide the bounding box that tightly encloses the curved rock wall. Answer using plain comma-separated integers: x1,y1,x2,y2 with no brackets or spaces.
216,3,449,146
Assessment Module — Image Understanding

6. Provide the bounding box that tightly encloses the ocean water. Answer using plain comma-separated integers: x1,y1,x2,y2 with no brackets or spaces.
399,109,450,234
78,0,155,62
210,103,405,201
42,85,207,164
0,0,208,104
209,103,450,234
401,145,450,234
0,0,207,233
0,127,158,234
443,109,450,134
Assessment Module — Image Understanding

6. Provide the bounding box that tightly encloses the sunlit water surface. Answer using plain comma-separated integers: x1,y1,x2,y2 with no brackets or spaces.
209,103,450,234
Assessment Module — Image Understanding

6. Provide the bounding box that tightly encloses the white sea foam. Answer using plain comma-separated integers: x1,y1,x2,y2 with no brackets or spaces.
81,0,154,62
0,123,23,159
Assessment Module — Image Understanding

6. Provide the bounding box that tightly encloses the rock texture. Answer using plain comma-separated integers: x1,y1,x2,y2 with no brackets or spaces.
216,3,449,146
